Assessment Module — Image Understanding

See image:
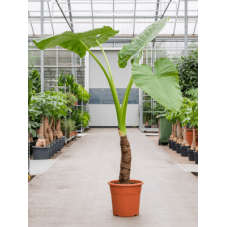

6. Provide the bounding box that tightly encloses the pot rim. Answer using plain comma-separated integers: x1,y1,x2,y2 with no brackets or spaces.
108,180,143,187
32,146,50,149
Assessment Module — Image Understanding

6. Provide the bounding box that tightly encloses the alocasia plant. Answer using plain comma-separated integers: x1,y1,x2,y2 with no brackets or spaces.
33,18,182,184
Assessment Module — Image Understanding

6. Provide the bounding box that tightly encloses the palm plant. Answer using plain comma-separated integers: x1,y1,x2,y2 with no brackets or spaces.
33,18,182,184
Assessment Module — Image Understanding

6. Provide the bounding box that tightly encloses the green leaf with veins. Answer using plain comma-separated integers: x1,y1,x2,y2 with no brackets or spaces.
118,17,169,68
33,26,119,58
132,58,182,112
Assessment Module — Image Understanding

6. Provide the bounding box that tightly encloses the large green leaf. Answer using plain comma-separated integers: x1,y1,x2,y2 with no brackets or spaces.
118,18,168,68
132,58,182,112
33,26,119,58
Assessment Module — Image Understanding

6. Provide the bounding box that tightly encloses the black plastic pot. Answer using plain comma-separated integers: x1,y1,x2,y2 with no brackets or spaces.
52,141,56,156
58,138,63,150
180,145,190,157
194,152,198,164
32,146,50,160
48,144,52,158
168,140,172,149
61,136,65,148
145,125,151,128
55,140,60,153
176,143,181,153
187,148,195,161
172,141,176,151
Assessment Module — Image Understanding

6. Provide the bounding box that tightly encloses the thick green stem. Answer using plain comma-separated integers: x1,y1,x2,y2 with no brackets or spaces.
119,77,134,136
96,40,121,126
80,39,121,126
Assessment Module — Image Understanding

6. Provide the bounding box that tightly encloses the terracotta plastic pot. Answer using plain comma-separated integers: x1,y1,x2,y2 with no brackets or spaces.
75,102,77,105
186,129,198,146
108,180,143,217
74,131,77,136
70,131,74,137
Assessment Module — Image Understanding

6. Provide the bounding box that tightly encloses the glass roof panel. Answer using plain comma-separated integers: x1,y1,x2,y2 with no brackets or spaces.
28,0,198,37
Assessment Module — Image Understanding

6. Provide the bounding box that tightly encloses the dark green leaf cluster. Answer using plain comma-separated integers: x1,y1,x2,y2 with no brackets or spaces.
30,91,71,119
60,118,76,136
66,92,78,107
165,89,198,127
71,109,91,129
56,73,91,103
28,70,41,94
177,50,198,96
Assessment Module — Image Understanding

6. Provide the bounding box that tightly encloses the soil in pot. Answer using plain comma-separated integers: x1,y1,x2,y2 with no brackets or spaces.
194,152,198,164
176,143,181,153
168,140,172,149
32,146,50,160
172,141,176,151
187,148,195,161
108,180,143,217
180,145,190,157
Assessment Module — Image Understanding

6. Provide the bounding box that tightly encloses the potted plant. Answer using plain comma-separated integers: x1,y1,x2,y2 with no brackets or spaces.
30,91,71,159
182,89,198,161
165,111,178,150
33,17,182,216
143,100,151,128
28,79,42,156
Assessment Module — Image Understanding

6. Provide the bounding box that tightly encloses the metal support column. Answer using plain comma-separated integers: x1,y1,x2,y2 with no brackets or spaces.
41,0,44,92
185,0,188,56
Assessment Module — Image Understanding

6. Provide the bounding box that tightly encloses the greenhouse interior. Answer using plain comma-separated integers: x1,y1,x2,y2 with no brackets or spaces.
28,0,198,226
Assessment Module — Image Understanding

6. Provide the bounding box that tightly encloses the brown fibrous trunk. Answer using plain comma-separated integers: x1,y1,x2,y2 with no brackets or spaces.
181,125,189,146
119,135,132,184
176,119,183,144
170,123,174,140
190,126,197,150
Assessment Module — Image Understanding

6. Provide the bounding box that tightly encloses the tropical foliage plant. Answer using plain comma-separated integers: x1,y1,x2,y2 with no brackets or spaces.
66,92,78,107
30,91,71,119
28,79,41,137
177,50,198,96
61,118,76,136
33,18,182,184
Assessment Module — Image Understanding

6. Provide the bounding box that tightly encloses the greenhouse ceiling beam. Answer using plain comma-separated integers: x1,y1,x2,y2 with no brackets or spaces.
28,35,197,42
91,0,94,29
132,0,136,36
113,0,114,30
41,0,44,93
67,0,74,32
161,0,172,19
173,0,180,35
28,11,35,36
185,0,188,56
193,19,197,35
28,15,197,19
47,1,54,34
55,0,73,31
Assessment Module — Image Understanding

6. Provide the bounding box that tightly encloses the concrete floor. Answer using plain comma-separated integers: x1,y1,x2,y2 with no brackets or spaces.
28,128,198,227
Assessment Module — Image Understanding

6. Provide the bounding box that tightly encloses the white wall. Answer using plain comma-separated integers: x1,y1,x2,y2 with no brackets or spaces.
89,50,139,127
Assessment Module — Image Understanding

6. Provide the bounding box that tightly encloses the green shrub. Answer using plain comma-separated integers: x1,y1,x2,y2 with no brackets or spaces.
177,50,198,96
